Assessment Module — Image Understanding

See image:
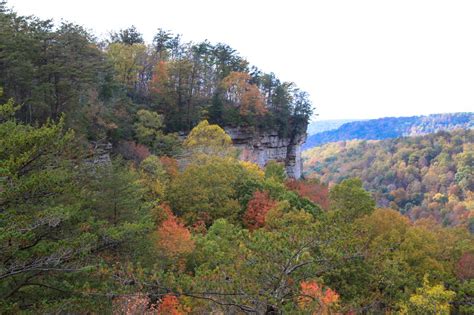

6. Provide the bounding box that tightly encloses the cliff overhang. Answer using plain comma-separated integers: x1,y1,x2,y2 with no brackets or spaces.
225,127,307,179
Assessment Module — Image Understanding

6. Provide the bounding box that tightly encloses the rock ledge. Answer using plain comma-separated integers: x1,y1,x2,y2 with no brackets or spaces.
225,127,306,179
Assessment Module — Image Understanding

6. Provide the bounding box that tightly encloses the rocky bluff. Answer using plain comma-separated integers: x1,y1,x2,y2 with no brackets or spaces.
87,129,307,179
225,127,307,179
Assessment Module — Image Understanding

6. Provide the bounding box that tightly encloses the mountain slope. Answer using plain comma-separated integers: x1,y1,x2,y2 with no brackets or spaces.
303,129,474,228
307,119,360,136
304,112,474,149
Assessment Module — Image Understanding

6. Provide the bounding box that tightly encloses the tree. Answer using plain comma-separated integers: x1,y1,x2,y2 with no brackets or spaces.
329,178,375,220
336,208,469,312
189,208,351,314
243,190,276,230
116,140,151,164
264,160,286,183
0,11,108,125
155,205,195,262
221,71,266,119
82,158,147,226
159,156,179,180
399,275,456,315
157,294,187,315
138,155,168,198
106,42,147,90
0,99,151,312
167,157,245,225
290,89,313,135
0,106,83,308
455,252,474,281
110,26,144,45
134,109,181,156
286,179,330,210
135,109,165,144
183,120,234,159
152,29,175,59
298,280,340,314
303,129,473,227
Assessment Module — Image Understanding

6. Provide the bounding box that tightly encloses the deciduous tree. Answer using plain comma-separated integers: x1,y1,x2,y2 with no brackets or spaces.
243,190,276,230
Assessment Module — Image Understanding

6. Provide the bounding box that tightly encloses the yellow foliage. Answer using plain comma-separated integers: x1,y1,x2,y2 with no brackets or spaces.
239,160,264,179
183,120,235,161
107,42,147,88
398,275,455,315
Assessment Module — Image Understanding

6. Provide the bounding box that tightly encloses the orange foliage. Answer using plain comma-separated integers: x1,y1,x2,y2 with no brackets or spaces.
157,294,187,315
298,280,339,314
243,191,276,230
285,180,329,210
299,280,322,308
156,205,195,259
221,71,266,116
322,288,340,305
150,60,169,94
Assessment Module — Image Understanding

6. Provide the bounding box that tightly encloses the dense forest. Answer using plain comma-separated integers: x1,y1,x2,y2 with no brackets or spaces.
1,2,473,314
303,129,474,230
0,1,311,151
3,104,473,313
304,113,473,149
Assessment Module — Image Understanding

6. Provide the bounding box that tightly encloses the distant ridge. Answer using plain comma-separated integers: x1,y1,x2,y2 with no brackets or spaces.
303,112,474,149
306,119,361,136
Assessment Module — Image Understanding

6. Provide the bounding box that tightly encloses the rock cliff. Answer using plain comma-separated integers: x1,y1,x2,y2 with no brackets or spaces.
85,141,112,166
225,127,307,179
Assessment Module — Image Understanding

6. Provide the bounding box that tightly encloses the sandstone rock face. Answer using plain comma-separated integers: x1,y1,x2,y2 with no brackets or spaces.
85,141,112,166
225,127,307,179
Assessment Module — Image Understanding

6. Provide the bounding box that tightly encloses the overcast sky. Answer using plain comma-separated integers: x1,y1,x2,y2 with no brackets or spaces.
7,0,474,121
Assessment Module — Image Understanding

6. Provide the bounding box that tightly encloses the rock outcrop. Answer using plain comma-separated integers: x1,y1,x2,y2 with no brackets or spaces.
85,141,112,166
225,127,307,179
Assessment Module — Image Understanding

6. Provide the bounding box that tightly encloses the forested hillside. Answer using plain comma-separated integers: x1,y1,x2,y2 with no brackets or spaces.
1,2,473,314
3,102,473,313
304,112,474,149
0,2,311,151
304,129,474,229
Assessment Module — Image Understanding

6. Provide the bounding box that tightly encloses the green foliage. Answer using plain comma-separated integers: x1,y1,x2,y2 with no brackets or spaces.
189,210,343,313
0,4,312,140
0,100,151,312
264,160,286,182
0,9,110,127
455,279,474,314
328,208,470,311
81,158,149,227
167,157,258,225
110,25,144,45
107,42,147,90
138,155,168,198
134,109,181,156
134,109,165,142
0,98,20,121
329,178,375,220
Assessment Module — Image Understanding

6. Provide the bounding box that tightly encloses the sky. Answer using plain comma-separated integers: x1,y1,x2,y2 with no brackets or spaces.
6,0,474,121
